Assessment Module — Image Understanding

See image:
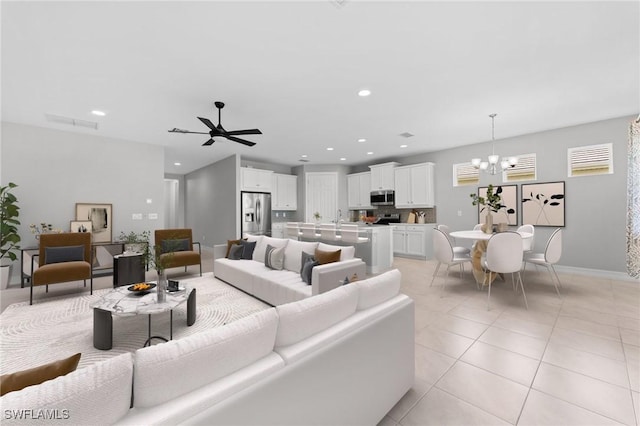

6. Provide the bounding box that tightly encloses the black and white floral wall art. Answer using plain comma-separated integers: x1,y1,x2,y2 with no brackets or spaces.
478,185,518,225
521,181,565,227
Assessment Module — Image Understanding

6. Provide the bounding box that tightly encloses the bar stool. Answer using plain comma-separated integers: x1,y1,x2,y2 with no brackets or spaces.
286,222,302,240
300,223,320,240
319,223,341,241
340,224,369,244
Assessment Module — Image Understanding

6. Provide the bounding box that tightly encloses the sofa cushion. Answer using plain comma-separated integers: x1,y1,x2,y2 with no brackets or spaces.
265,244,285,270
355,269,402,310
44,245,84,264
283,240,318,273
275,285,359,347
252,269,313,306
317,242,355,261
244,234,262,244
0,353,81,396
228,244,243,260
225,239,243,258
161,238,190,253
1,353,133,426
240,240,257,259
253,237,289,263
315,248,341,265
133,308,280,408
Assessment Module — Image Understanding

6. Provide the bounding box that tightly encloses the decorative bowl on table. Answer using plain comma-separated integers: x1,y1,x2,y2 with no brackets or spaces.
127,282,156,295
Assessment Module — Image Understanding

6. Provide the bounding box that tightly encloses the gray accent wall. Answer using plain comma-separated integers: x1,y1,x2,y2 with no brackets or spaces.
185,154,240,248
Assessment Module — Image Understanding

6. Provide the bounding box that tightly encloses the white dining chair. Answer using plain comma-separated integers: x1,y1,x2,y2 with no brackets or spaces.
319,223,341,241
524,228,563,296
473,223,483,231
431,229,471,291
517,224,535,253
483,231,528,310
437,224,471,257
299,223,320,240
286,222,302,240
340,224,369,244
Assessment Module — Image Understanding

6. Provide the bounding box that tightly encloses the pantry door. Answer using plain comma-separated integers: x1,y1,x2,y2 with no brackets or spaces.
305,172,338,223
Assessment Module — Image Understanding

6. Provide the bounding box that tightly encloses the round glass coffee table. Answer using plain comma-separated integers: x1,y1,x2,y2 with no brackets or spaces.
90,284,196,350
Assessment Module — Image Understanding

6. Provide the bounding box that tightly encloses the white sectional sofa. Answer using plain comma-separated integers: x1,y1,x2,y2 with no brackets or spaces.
214,235,368,305
0,270,415,426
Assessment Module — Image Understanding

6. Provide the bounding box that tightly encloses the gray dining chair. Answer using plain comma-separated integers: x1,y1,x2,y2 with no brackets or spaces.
483,231,528,310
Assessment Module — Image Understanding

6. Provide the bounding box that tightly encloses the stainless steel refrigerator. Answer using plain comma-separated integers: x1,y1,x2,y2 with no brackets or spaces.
241,191,272,236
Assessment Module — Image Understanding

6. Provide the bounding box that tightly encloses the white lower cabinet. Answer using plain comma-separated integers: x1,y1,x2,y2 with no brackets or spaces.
393,224,434,259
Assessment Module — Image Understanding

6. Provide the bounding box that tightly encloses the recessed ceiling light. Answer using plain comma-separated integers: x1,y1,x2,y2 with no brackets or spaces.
358,138,366,143
400,144,408,148
174,162,181,166
301,154,308,158
367,152,373,155
327,147,334,151
358,89,371,97
91,110,106,116
340,158,346,161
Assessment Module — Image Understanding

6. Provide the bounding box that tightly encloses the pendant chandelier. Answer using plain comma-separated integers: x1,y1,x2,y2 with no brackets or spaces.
471,113,518,175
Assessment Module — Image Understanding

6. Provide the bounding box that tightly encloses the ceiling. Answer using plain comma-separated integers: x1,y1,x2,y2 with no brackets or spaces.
2,1,638,175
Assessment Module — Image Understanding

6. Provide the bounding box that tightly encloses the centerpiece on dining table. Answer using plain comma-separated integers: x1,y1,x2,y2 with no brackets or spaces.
469,184,514,233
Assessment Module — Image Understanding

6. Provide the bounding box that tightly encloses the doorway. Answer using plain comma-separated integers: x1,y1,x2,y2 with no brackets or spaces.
164,179,179,229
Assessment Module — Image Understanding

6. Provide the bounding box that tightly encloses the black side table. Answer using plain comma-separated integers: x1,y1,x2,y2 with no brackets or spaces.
113,253,145,287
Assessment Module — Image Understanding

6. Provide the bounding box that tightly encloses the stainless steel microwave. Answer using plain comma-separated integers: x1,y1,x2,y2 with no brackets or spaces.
370,190,395,206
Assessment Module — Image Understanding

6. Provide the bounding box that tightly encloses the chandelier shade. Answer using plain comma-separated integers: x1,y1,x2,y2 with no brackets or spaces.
471,113,518,175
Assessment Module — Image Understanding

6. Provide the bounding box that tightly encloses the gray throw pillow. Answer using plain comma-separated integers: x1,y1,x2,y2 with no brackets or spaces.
265,244,285,270
45,245,84,264
239,240,256,260
300,251,316,274
228,244,243,260
300,258,319,285
161,238,190,253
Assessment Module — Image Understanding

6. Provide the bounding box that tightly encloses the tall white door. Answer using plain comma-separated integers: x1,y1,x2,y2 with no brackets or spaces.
305,172,338,223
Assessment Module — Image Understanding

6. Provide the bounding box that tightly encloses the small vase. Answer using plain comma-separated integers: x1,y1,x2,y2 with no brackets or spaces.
482,214,493,234
156,271,167,303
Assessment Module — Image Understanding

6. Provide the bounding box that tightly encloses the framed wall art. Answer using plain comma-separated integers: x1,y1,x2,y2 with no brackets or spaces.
521,181,565,227
70,220,92,233
76,203,112,243
477,185,518,226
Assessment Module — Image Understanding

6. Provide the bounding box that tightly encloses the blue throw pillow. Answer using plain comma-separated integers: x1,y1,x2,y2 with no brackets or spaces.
161,238,190,253
45,245,84,264
239,240,256,260
228,244,243,260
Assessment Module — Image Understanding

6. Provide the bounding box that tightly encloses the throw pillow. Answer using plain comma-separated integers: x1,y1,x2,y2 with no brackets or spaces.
300,258,319,285
161,238,190,253
0,353,81,396
264,244,285,270
225,239,242,258
228,244,244,260
315,248,341,265
44,245,84,264
300,252,316,274
239,240,256,260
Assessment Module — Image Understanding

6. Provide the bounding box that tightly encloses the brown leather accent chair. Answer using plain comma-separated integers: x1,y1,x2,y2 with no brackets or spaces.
31,232,93,305
154,229,202,276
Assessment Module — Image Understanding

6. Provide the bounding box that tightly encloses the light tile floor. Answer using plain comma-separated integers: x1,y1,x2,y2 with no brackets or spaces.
382,257,640,426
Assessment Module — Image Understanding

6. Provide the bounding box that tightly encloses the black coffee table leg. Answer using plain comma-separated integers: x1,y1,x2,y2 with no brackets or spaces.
93,308,113,350
187,288,196,326
143,314,169,347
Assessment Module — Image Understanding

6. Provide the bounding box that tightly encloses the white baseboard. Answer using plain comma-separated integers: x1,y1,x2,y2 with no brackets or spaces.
550,264,639,283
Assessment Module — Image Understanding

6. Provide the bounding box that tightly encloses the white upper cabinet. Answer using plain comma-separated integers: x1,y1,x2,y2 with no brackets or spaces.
394,162,435,208
272,173,297,210
241,167,273,192
347,172,373,209
369,162,400,191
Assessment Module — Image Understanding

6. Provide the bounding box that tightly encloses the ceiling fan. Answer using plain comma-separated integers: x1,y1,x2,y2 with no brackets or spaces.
169,101,261,146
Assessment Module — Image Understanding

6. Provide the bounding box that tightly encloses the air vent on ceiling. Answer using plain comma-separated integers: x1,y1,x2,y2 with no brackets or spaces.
399,132,414,138
45,113,98,130
298,159,310,163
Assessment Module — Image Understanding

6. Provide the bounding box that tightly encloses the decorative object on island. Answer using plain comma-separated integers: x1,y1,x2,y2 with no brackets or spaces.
118,230,150,254
521,181,566,227
313,212,322,222
471,113,518,175
1,182,20,289
70,220,92,234
470,184,516,233
75,203,112,243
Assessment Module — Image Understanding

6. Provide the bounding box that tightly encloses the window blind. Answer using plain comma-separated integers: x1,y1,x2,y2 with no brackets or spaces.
568,143,613,177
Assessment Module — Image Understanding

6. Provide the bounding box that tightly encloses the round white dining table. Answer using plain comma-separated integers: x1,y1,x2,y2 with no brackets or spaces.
450,230,533,241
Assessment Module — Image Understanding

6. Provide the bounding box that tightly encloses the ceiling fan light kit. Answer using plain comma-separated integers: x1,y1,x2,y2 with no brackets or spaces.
168,101,261,147
471,113,518,175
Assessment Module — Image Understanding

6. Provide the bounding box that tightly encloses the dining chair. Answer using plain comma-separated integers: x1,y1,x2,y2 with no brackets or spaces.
473,224,483,231
437,224,471,257
524,228,563,296
285,222,302,240
319,223,341,241
430,229,471,291
483,231,528,310
517,224,535,253
299,223,320,240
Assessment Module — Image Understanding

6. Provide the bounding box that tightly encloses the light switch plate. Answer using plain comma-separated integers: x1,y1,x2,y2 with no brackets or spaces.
148,213,158,220
132,213,143,220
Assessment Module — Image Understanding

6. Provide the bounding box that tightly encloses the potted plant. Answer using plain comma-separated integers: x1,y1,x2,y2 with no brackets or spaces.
118,230,150,254
146,244,175,303
470,184,513,233
1,182,21,289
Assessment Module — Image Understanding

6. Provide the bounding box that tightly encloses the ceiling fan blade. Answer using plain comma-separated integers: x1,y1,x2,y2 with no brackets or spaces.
202,138,215,146
168,128,209,134
224,128,262,136
197,117,216,130
226,135,256,147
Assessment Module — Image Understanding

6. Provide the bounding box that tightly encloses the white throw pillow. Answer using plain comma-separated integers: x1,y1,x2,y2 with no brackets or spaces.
133,308,279,408
317,242,355,261
355,269,402,310
253,236,289,263
1,353,133,425
275,285,359,347
283,240,318,272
